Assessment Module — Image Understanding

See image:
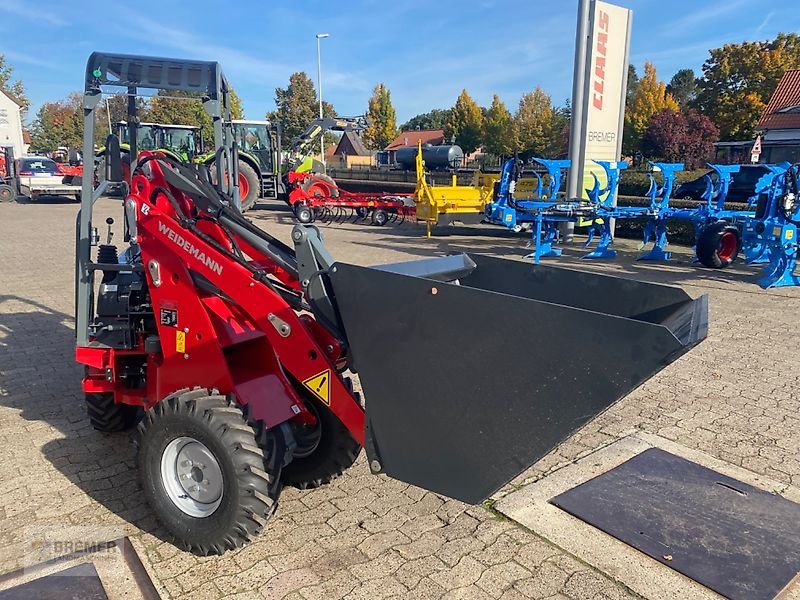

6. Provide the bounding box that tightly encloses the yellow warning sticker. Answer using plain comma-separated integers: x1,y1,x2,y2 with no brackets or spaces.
774,226,783,237
176,331,186,353
302,369,331,405
787,230,795,241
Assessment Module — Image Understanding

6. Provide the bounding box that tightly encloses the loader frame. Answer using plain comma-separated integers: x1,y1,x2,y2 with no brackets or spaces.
76,52,239,348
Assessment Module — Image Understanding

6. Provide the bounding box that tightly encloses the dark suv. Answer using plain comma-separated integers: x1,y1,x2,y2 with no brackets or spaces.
674,165,772,203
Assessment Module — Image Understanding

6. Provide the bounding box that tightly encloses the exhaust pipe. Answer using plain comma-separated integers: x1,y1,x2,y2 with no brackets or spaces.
328,254,708,503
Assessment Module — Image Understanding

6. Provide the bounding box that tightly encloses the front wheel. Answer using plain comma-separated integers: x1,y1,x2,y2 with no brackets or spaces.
696,221,740,269
282,395,361,489
135,388,286,555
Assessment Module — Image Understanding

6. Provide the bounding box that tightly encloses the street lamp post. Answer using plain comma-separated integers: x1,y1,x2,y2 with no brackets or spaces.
316,33,330,168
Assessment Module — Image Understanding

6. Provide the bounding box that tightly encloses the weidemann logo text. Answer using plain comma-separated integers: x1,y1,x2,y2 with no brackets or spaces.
158,221,224,275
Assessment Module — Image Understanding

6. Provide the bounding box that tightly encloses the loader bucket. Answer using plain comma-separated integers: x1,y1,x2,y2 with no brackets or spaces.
328,254,707,504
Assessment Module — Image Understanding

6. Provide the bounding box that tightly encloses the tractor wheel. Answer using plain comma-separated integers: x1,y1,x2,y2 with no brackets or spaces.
696,221,740,269
237,161,260,212
282,395,361,489
372,209,389,226
301,173,340,199
0,184,16,203
135,388,286,555
85,392,139,432
355,207,369,219
295,205,314,224
209,160,260,212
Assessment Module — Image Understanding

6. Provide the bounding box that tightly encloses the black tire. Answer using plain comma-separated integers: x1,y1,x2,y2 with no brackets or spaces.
0,183,16,202
372,209,389,226
237,161,260,212
295,205,314,224
209,159,260,212
135,388,285,555
696,221,741,269
282,395,361,489
85,392,139,432
355,207,369,219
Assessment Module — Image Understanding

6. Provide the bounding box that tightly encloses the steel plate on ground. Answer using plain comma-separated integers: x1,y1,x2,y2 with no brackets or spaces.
550,447,800,600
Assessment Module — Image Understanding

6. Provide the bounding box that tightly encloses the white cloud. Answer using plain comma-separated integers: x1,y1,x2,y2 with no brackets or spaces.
4,0,67,26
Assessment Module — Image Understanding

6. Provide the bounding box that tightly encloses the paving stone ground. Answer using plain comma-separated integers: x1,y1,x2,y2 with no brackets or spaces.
1,197,798,599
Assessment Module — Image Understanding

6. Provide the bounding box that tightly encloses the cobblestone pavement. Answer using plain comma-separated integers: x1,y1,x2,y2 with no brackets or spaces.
1,198,799,599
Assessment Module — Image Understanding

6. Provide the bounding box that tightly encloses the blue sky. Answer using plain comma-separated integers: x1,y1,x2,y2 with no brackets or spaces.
3,0,799,125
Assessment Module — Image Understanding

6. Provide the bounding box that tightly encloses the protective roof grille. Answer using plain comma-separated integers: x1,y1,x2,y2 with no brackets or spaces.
85,52,227,99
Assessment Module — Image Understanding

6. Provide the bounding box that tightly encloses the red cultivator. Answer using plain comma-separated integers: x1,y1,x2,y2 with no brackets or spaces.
287,171,415,226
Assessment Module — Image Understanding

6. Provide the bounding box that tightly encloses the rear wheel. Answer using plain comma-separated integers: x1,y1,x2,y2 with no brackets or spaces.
135,388,286,555
85,392,139,432
282,395,361,489
236,161,260,212
696,221,740,269
209,160,260,212
0,184,16,202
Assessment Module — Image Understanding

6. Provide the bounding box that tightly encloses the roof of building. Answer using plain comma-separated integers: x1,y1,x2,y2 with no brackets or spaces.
333,130,371,156
759,70,800,131
385,129,445,151
0,88,23,108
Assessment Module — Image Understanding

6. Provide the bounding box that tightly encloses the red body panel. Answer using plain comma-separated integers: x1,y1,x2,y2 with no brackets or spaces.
77,155,366,444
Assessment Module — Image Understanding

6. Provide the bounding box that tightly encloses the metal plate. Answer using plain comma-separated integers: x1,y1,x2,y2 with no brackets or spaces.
0,563,107,600
550,448,800,600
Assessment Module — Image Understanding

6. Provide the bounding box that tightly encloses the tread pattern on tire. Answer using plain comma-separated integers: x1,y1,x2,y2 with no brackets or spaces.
85,392,139,432
281,386,361,490
134,387,285,555
696,221,740,269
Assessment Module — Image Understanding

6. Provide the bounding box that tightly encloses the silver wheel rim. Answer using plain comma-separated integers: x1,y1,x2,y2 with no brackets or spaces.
160,436,224,517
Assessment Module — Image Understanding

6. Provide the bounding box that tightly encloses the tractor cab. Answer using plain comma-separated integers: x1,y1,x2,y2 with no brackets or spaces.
231,120,278,175
116,121,203,163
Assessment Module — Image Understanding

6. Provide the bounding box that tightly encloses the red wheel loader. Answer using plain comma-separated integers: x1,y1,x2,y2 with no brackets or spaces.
75,53,709,555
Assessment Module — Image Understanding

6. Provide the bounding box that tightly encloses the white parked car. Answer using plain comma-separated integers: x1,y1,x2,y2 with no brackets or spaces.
16,156,82,201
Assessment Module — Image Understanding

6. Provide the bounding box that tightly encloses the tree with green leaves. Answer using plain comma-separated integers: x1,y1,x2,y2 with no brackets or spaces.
626,64,639,105
695,32,800,140
0,54,29,115
29,93,83,152
445,90,484,155
483,95,516,157
667,69,698,108
400,109,451,131
623,62,679,154
146,89,244,145
268,72,335,151
363,83,397,150
515,87,555,159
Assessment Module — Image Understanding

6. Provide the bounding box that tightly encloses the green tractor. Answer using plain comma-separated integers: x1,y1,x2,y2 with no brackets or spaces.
197,116,367,212
197,119,281,212
98,122,203,191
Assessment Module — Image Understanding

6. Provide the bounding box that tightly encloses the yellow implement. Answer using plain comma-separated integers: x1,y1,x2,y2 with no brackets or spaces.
413,144,496,237
413,145,544,236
